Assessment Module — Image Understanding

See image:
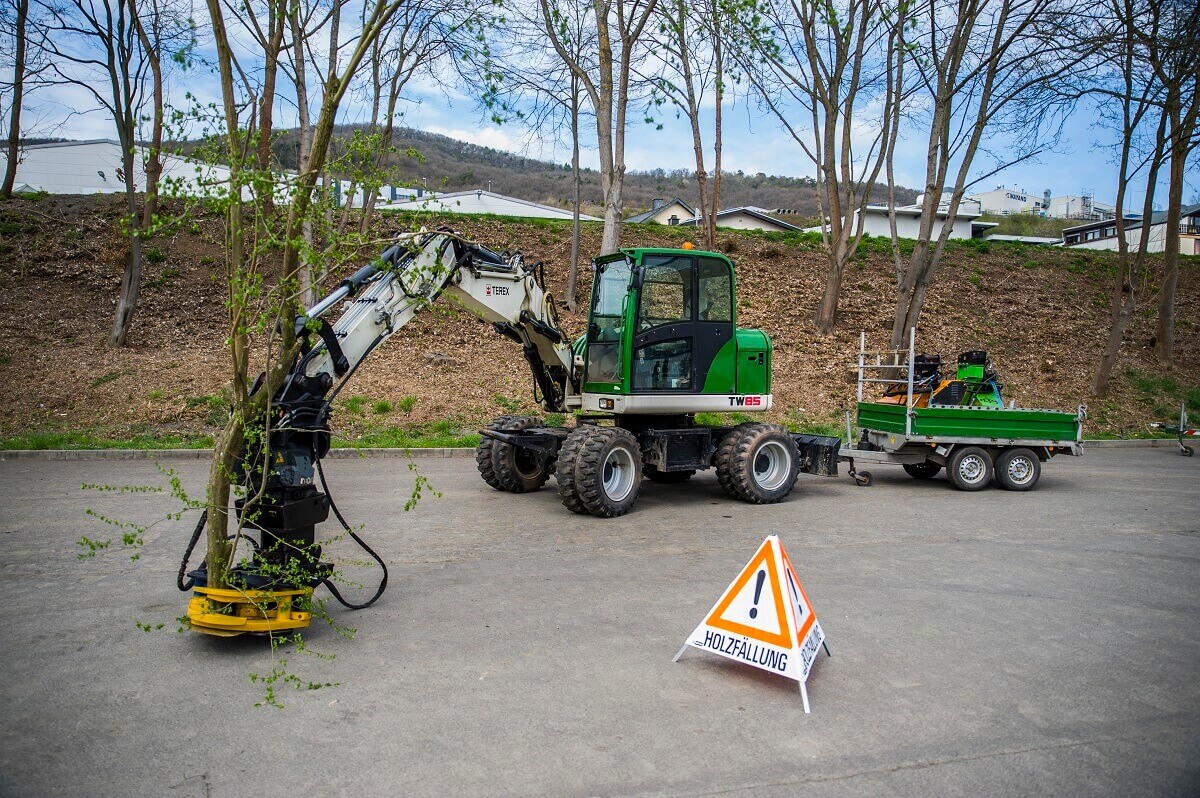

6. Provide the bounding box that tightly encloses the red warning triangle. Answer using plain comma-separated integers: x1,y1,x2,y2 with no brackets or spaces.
703,537,793,649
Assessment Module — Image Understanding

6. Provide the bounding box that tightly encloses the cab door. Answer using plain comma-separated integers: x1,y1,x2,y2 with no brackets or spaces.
631,254,735,393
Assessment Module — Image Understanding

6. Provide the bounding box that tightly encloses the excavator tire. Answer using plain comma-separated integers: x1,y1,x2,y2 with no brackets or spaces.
555,426,594,514
490,415,550,493
476,414,525,491
643,465,695,483
572,426,643,517
714,422,800,504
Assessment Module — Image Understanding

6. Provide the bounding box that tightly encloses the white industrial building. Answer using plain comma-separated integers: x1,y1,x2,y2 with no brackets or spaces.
826,204,996,240
376,189,601,221
1062,205,1200,255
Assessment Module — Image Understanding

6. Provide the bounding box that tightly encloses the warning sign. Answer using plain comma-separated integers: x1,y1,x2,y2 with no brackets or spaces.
675,535,828,711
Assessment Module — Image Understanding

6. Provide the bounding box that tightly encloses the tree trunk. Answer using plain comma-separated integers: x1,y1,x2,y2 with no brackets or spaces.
109,138,143,346
1153,104,1187,365
566,75,581,311
1,0,29,199
132,1,163,227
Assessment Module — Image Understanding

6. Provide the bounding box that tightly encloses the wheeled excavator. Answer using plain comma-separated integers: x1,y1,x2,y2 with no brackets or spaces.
181,229,839,636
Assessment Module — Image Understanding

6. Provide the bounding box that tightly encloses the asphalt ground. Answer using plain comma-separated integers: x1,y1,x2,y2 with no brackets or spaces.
0,447,1197,797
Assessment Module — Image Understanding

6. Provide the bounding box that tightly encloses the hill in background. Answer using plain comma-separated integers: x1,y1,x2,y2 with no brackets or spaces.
269,126,920,219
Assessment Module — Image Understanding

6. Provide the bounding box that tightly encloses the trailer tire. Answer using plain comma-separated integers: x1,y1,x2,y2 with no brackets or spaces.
715,423,801,504
644,465,695,483
490,415,551,493
476,414,524,490
554,426,593,514
903,461,942,480
948,446,993,491
995,447,1041,491
571,427,642,517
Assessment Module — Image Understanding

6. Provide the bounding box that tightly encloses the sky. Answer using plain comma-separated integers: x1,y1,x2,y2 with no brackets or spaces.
22,26,1199,212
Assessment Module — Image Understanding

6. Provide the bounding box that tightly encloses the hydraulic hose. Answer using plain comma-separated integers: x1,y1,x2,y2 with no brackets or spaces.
315,457,388,610
177,509,208,591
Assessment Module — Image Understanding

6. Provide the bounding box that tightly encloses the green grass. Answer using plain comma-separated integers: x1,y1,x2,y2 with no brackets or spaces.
334,419,480,448
398,395,417,414
0,429,214,450
372,399,393,415
89,371,124,389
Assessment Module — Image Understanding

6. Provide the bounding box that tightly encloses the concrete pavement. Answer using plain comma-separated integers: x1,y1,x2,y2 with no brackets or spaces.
0,448,1197,797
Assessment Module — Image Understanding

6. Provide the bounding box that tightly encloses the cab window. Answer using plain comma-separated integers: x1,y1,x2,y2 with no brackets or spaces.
637,255,693,330
698,257,732,322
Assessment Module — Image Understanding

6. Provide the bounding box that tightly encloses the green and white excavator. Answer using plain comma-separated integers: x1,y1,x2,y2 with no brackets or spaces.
180,229,838,635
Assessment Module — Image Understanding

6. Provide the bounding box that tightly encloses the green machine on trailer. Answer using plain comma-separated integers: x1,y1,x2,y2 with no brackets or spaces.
841,331,1085,491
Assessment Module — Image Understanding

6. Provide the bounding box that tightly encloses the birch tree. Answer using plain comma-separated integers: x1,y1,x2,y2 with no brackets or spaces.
539,0,660,254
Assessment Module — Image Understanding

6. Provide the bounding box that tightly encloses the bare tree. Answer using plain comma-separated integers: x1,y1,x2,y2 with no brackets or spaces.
739,0,911,333
644,0,729,249
1148,0,1200,365
1,0,32,198
885,0,1088,349
34,0,154,346
1091,0,1172,395
539,0,660,254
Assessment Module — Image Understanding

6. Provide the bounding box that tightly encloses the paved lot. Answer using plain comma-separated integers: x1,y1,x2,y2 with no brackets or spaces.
0,447,1197,797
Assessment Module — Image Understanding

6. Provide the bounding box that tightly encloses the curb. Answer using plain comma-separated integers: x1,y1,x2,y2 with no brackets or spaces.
0,440,1181,460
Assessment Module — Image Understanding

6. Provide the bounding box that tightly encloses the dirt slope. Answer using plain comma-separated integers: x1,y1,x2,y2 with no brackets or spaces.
0,194,1196,442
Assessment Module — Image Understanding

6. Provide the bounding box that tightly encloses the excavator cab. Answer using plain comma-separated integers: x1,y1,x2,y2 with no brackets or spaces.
580,248,772,414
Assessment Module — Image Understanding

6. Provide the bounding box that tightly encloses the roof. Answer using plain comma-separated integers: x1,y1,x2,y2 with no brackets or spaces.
17,139,123,150
984,234,1062,245
377,189,602,221
624,197,695,223
1122,203,1200,231
682,207,803,232
1061,214,1141,234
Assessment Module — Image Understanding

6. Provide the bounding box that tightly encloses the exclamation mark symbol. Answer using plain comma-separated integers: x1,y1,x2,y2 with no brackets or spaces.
749,570,766,619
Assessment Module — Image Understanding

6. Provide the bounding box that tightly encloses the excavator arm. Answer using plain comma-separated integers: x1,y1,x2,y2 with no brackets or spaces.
181,230,576,634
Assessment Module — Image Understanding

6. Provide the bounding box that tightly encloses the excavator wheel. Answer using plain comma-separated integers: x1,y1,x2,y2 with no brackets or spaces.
554,426,593,514
489,415,551,493
714,422,801,504
477,415,545,491
575,426,643,517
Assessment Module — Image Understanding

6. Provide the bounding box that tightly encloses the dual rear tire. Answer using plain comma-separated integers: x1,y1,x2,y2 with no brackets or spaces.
714,423,801,504
556,426,642,517
947,445,1041,491
476,415,551,493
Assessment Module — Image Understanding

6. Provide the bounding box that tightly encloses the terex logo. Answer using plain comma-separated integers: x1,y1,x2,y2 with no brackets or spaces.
729,395,763,407
485,284,510,296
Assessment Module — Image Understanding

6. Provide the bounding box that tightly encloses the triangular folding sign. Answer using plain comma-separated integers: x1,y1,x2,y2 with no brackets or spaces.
674,535,828,712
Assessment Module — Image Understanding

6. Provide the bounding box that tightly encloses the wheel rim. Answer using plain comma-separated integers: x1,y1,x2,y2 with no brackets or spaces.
958,454,987,484
753,441,792,491
602,446,636,502
1007,455,1034,485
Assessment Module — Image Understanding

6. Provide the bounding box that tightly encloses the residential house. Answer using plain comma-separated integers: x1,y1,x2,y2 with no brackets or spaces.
624,197,695,226
682,206,802,233
1062,205,1200,255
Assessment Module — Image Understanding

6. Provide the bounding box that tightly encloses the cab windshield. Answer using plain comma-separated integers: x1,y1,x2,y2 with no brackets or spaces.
586,257,632,384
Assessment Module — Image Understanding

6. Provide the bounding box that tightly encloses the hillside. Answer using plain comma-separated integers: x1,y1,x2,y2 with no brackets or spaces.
271,126,920,219
0,193,1196,447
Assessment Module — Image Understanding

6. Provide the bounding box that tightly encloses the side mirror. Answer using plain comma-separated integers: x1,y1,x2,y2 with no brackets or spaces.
631,265,645,290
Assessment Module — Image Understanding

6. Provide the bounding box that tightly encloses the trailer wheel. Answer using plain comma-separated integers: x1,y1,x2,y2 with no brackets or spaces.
903,461,942,480
573,427,642,517
715,423,801,504
644,465,695,483
476,414,523,490
1183,445,1195,457
995,447,1041,491
554,426,592,514
489,415,550,493
948,446,993,491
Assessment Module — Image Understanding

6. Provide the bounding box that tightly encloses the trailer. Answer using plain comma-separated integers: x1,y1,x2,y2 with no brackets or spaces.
840,331,1085,491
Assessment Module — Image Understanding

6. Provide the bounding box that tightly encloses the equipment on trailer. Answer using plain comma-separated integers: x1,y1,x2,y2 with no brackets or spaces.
1149,402,1196,456
840,331,1084,491
179,230,839,636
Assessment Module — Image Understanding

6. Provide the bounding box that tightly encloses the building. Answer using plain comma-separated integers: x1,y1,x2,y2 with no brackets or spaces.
624,197,695,225
0,139,234,197
376,189,602,221
1062,205,1200,254
682,206,802,233
838,204,997,240
964,186,1043,215
1045,193,1115,221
